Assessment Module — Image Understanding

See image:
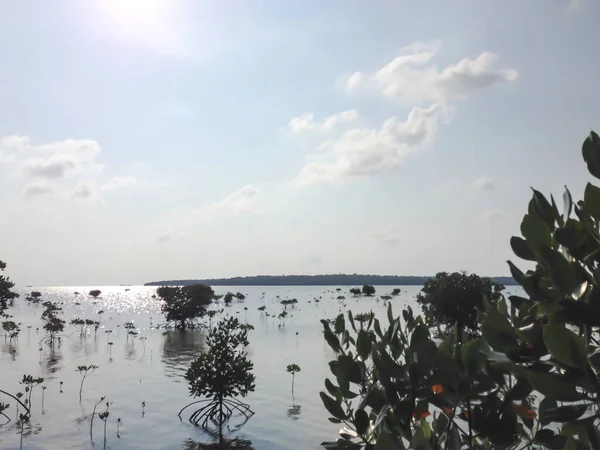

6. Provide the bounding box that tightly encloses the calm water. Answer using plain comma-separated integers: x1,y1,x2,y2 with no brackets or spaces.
0,285,523,449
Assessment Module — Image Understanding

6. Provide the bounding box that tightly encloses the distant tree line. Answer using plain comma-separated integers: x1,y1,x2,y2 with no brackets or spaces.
145,274,517,287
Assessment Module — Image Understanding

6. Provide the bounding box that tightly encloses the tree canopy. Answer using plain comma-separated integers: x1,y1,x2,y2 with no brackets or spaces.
361,285,376,296
157,284,214,329
416,271,504,338
0,260,19,317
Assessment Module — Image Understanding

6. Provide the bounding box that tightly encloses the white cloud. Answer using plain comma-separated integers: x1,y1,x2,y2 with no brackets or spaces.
322,110,359,131
471,175,494,191
346,41,517,103
34,139,102,163
0,135,30,149
289,113,316,133
23,182,56,198
215,185,260,212
346,72,363,91
295,103,451,185
289,110,359,133
22,155,77,179
101,176,139,191
72,183,93,199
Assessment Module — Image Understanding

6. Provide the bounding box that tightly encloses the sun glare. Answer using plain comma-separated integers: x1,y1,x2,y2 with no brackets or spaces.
96,0,170,36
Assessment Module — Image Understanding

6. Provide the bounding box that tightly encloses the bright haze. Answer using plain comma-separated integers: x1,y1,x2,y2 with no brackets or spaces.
0,1,597,286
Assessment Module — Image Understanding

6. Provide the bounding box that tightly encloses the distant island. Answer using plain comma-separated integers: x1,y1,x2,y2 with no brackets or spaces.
144,274,517,287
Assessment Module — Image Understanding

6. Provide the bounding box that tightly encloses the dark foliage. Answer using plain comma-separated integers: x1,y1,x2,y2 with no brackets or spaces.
157,284,214,329
181,316,255,444
361,285,376,296
0,261,19,317
416,271,504,338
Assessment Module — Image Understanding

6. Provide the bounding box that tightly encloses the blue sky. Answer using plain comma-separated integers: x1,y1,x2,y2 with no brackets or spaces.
0,0,598,286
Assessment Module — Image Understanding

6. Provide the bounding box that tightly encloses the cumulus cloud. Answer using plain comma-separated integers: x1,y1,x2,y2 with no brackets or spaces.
22,155,77,179
295,103,451,185
71,183,93,199
0,135,30,149
101,176,139,191
23,182,56,198
471,175,494,191
345,41,517,103
215,185,260,212
288,109,359,133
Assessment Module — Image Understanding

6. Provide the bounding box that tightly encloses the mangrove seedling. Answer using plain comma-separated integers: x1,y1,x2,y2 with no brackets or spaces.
59,381,63,393
179,316,255,444
286,364,301,402
0,402,10,424
77,364,98,402
41,386,46,410
18,413,29,450
40,301,66,348
89,290,102,298
116,417,122,437
90,396,106,441
20,375,44,411
99,402,111,449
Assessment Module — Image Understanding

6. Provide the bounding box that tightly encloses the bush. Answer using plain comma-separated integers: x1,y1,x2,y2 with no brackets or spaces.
318,131,600,449
416,271,504,338
157,284,214,329
361,285,375,296
181,317,255,443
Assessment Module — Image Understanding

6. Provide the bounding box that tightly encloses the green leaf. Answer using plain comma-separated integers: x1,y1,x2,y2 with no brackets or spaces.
543,325,587,369
534,429,567,449
482,303,520,353
540,247,575,293
356,329,372,361
564,186,573,223
497,297,508,316
335,314,345,334
510,236,536,261
527,371,582,402
354,408,369,435
584,183,600,221
374,429,396,450
521,213,552,252
319,391,346,421
507,260,525,285
447,425,461,450
582,130,600,180
589,347,600,370
542,404,588,422
433,412,449,436
322,322,342,353
532,188,556,228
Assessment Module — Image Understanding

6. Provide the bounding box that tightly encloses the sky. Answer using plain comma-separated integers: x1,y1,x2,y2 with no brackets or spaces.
0,0,599,286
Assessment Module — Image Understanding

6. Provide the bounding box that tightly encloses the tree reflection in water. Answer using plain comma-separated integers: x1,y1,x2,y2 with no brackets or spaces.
287,404,301,420
182,436,254,450
162,330,207,379
41,349,63,377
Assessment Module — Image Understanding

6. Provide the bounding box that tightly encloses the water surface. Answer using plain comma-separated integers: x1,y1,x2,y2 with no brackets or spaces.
0,285,523,449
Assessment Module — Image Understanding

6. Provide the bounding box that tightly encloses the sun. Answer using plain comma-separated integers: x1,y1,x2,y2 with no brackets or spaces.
95,0,170,36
